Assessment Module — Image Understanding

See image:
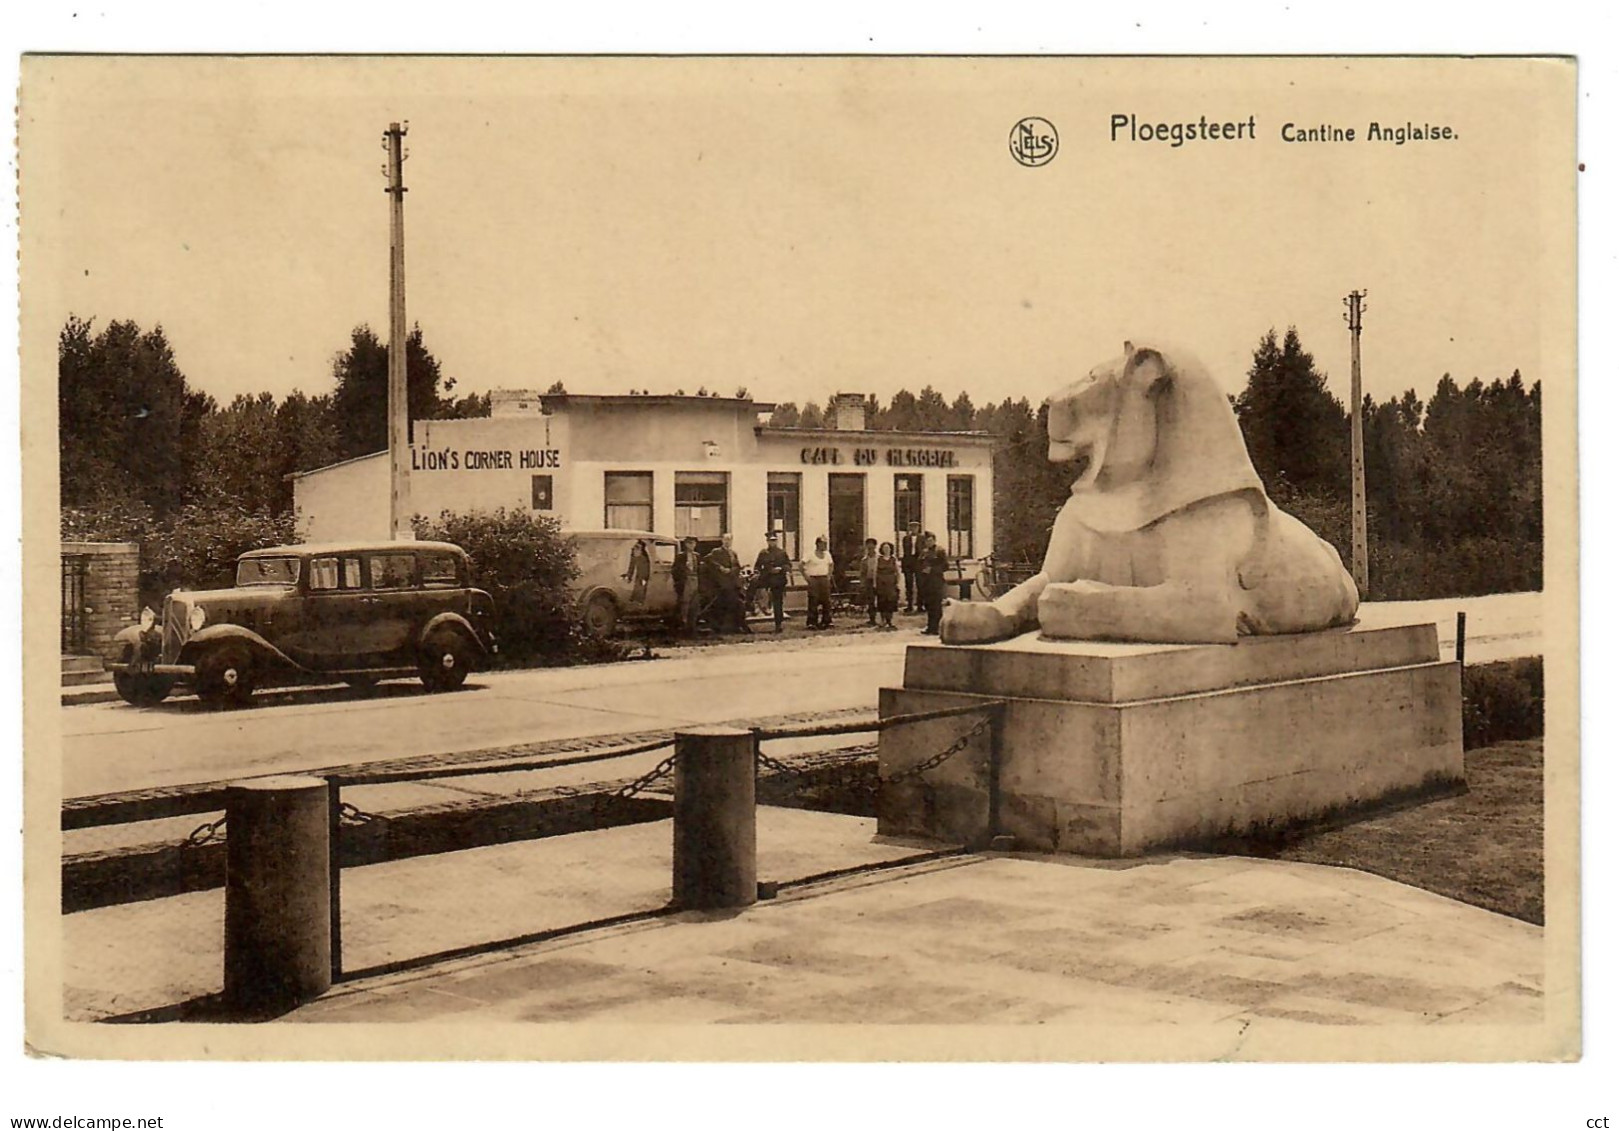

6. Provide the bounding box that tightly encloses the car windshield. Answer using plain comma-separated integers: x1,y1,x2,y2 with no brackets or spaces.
235,556,301,587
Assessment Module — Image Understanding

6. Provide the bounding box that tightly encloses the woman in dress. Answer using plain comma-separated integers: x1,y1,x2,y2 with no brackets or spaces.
875,541,901,630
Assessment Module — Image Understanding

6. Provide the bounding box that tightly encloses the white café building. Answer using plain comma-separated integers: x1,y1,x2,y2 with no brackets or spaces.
291,391,997,575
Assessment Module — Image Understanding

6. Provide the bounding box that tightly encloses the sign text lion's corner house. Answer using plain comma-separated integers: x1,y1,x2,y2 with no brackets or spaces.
291,391,996,569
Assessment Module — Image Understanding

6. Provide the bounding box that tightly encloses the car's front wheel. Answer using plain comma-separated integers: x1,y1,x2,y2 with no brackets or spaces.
114,670,173,707
582,593,619,638
419,628,473,692
196,643,255,708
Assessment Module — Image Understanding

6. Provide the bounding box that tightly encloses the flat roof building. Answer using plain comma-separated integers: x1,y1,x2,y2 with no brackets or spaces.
291,391,996,574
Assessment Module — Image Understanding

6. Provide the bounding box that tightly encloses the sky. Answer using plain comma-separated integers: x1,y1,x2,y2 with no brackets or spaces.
23,56,1571,414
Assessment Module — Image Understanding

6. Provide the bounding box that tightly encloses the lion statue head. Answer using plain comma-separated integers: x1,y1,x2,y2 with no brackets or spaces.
1044,342,1267,533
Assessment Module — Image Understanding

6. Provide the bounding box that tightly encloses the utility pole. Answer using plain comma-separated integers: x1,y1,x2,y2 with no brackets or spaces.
384,121,412,541
1344,289,1369,594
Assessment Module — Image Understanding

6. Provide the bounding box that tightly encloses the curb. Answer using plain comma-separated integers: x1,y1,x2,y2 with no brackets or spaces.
62,686,122,707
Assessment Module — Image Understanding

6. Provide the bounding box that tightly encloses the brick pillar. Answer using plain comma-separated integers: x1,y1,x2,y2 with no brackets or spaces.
61,542,140,658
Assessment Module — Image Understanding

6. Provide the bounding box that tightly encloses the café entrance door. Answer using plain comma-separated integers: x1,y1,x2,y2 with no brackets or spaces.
827,473,866,592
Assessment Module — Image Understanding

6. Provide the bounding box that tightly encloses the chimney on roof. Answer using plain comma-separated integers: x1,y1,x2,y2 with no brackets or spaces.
832,392,868,432
492,389,547,416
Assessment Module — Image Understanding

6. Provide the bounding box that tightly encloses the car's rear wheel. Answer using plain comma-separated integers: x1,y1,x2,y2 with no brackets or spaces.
114,669,173,707
419,628,473,692
196,643,255,708
582,593,619,638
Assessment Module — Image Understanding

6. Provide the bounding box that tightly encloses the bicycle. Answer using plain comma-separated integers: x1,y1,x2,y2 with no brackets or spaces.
971,552,1042,601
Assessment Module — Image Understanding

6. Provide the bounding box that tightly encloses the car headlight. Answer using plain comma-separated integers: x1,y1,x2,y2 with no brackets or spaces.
189,605,208,631
139,606,156,631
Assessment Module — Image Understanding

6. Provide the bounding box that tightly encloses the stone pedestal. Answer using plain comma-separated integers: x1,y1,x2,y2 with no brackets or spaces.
876,623,1463,857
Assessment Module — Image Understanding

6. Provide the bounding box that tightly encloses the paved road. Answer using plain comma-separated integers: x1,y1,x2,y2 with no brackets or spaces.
59,592,1541,800
61,631,913,798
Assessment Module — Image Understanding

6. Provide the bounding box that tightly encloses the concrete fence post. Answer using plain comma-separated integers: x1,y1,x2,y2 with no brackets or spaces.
223,775,332,1015
671,727,757,910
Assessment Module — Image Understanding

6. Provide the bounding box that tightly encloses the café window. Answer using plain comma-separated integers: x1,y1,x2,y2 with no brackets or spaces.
893,473,923,537
675,471,729,541
531,474,554,511
604,471,654,531
947,475,975,559
767,472,802,559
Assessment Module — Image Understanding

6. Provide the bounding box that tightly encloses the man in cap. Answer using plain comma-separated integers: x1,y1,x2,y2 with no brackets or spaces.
753,532,793,633
672,536,702,634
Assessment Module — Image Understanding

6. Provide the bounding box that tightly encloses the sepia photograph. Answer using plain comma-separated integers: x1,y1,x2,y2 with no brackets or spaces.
14,44,1583,1091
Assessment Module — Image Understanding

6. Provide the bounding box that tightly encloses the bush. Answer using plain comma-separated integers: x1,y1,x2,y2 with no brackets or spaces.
1369,537,1543,601
63,493,295,606
143,498,297,593
412,508,625,665
1462,656,1543,749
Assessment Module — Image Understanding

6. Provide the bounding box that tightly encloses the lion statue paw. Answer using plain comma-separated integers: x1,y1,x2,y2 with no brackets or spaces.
939,599,1018,645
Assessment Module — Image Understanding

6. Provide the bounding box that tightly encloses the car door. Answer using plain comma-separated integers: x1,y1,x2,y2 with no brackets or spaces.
295,554,370,669
362,551,423,661
415,547,469,633
646,539,678,614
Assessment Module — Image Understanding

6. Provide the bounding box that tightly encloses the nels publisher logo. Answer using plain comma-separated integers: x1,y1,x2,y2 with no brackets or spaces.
1009,117,1058,167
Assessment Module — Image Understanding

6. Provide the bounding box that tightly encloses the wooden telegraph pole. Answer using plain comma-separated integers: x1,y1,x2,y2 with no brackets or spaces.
1344,289,1369,594
384,122,412,541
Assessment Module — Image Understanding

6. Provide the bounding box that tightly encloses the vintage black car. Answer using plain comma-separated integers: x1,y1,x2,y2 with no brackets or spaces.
107,540,497,708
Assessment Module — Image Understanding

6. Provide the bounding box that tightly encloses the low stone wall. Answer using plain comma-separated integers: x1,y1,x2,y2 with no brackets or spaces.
61,541,140,659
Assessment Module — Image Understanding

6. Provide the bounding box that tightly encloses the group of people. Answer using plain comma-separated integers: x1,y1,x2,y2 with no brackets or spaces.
826,523,952,634
664,533,758,635
629,520,952,637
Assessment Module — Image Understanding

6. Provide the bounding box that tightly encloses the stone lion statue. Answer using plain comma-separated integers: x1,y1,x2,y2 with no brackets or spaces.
942,342,1360,646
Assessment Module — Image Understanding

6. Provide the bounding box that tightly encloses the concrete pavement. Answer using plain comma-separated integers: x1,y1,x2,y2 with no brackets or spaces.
61,807,1543,1035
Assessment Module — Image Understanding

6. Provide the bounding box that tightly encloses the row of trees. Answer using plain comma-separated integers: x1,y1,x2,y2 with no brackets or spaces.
768,328,1544,598
59,317,485,592
1231,328,1542,597
61,313,1542,602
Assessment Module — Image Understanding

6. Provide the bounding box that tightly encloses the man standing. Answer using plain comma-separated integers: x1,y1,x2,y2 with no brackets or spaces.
900,521,922,614
801,535,834,630
703,533,749,634
753,532,793,633
918,531,950,635
672,536,702,634
856,537,880,626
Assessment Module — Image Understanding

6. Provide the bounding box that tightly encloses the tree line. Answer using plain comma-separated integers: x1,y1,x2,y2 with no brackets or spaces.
768,328,1543,599
58,317,482,592
60,315,1541,601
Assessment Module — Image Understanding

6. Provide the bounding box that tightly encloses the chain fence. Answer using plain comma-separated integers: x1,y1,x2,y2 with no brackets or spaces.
87,699,1008,991
610,750,680,800
182,815,226,848
750,700,1005,823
